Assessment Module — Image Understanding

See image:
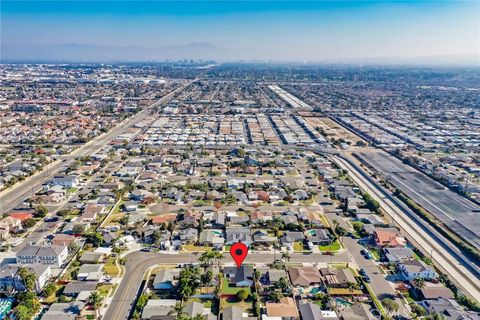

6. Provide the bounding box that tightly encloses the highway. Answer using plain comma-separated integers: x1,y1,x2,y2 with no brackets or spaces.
0,81,190,215
333,154,480,302
105,251,350,320
355,151,480,249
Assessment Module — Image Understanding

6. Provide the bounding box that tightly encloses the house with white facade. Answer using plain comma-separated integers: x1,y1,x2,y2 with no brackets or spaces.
16,245,68,268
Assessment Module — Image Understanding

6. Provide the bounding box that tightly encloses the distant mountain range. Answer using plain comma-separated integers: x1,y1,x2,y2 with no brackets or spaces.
2,42,233,62
2,42,479,66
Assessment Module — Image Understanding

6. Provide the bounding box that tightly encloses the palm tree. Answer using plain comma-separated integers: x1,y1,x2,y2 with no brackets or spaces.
198,251,210,266
345,281,358,297
212,251,224,266
381,298,399,317
18,267,37,292
169,302,184,318
201,270,213,294
413,277,426,291
88,291,104,319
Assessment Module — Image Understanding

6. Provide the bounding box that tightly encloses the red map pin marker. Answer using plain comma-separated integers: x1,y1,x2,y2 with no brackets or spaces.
230,242,248,268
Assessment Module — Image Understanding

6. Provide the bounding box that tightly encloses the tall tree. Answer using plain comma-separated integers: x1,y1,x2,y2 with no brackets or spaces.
88,291,104,319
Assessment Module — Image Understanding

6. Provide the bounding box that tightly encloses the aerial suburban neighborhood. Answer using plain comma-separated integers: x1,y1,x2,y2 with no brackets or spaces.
0,62,479,320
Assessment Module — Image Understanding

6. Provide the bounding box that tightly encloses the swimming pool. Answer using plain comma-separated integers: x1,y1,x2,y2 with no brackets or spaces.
335,297,353,307
310,287,322,294
0,298,14,319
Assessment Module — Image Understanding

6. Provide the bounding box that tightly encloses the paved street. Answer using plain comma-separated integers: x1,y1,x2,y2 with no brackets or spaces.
0,82,190,215
324,211,410,318
105,250,350,320
334,154,480,302
344,238,410,318
356,151,480,248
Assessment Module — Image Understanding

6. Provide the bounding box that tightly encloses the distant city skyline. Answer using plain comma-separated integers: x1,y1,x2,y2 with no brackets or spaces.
1,0,479,64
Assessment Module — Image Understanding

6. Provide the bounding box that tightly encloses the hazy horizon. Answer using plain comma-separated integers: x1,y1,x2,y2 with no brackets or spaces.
1,0,479,65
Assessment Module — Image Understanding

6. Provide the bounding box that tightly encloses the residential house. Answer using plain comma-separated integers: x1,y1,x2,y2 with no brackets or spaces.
420,283,455,300
226,228,252,247
356,214,386,226
180,210,202,227
153,269,181,290
77,264,103,281
103,181,124,191
0,263,51,292
293,189,309,201
423,299,480,320
182,301,215,320
178,228,198,243
128,212,147,225
211,212,226,228
224,265,254,287
63,281,97,297
0,217,23,234
398,259,437,281
52,175,79,188
151,214,177,225
141,299,177,320
78,252,104,264
123,201,139,212
383,247,415,263
320,268,357,288
8,212,33,222
252,230,277,245
280,231,305,249
250,211,273,224
221,306,245,320
305,229,331,246
199,230,225,249
299,302,339,320
232,191,248,204
279,214,298,225
51,234,77,246
267,269,288,285
339,303,376,320
288,267,322,287
16,245,68,268
130,189,154,202
228,215,250,225
373,228,406,247
41,301,85,320
265,297,299,320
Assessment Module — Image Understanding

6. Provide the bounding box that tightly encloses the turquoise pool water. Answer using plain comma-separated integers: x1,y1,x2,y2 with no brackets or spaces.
335,297,353,307
0,298,13,319
310,287,321,294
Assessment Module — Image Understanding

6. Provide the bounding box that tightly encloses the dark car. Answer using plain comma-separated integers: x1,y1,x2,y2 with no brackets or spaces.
359,269,367,276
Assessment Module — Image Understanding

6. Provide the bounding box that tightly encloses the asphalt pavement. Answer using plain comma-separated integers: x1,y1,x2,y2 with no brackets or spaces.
104,250,350,320
356,151,480,249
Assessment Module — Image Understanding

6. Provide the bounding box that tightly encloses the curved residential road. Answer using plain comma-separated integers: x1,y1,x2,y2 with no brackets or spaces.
104,251,350,320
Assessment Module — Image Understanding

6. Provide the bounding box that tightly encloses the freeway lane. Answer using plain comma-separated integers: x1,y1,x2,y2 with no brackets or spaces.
333,154,480,302
0,81,190,214
356,151,480,249
105,251,350,320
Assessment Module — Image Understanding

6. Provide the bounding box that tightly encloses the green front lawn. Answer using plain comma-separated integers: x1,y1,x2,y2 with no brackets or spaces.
319,240,342,252
221,277,251,295
293,242,305,252
187,298,213,309
182,244,209,252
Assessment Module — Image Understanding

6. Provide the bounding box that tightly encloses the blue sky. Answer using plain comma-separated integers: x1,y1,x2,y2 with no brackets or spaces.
1,0,479,61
